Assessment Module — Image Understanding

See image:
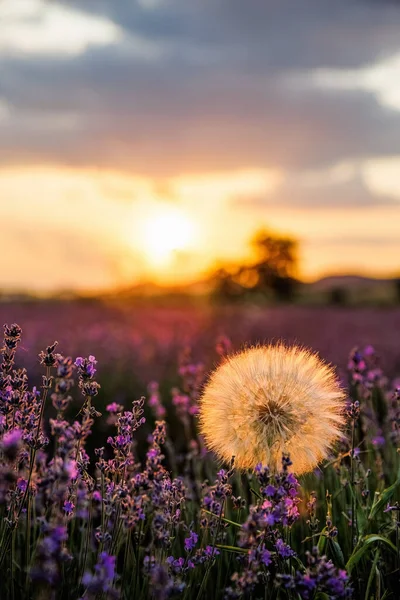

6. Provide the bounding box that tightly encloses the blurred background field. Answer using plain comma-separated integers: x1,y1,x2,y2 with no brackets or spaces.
3,298,400,404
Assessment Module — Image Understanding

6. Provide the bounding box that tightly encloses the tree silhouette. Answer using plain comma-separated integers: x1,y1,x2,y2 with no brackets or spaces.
212,229,299,302
250,230,298,300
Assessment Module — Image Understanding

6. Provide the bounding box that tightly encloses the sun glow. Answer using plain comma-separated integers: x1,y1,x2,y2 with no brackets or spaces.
140,208,197,268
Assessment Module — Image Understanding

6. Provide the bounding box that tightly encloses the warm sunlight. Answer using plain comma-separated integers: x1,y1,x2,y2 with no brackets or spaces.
1,166,400,292
139,208,197,268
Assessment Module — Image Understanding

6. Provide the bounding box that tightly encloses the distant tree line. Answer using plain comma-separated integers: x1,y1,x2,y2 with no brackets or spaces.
211,230,299,303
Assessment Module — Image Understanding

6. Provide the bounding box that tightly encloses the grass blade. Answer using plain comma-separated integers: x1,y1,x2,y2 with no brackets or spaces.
346,535,397,574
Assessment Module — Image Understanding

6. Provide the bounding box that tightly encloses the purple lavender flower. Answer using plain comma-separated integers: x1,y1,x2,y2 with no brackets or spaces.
202,467,233,521
75,355,100,398
166,556,185,574
372,433,385,448
148,381,166,419
184,531,199,552
285,548,352,599
215,334,232,357
74,355,97,378
260,549,272,566
39,341,59,367
145,559,185,599
31,523,70,587
17,478,28,492
384,501,400,513
275,538,295,559
82,552,118,598
106,402,123,413
3,324,22,340
264,484,276,496
63,500,75,515
1,428,22,461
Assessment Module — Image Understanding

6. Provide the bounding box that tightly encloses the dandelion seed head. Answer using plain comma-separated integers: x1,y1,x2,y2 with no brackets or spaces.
199,344,346,474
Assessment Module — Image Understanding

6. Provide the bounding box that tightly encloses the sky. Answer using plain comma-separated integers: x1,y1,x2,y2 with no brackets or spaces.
0,0,400,293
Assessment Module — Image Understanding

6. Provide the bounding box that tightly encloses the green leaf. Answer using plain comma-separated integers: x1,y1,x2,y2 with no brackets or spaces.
368,476,400,521
357,504,368,536
317,527,328,555
315,594,330,600
364,549,380,600
328,538,345,569
346,535,397,574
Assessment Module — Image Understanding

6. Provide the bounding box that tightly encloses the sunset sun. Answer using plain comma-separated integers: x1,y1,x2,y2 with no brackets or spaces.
140,208,196,267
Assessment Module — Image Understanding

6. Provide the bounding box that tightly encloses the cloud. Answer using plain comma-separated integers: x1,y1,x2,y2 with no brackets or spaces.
311,51,400,113
2,62,400,176
63,0,400,70
1,0,400,178
233,171,400,210
0,0,123,57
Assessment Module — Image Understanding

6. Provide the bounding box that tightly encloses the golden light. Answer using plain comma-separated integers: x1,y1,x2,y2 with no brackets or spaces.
139,207,197,267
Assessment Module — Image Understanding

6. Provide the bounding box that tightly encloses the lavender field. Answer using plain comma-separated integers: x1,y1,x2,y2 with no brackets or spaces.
0,301,400,599
3,301,400,387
